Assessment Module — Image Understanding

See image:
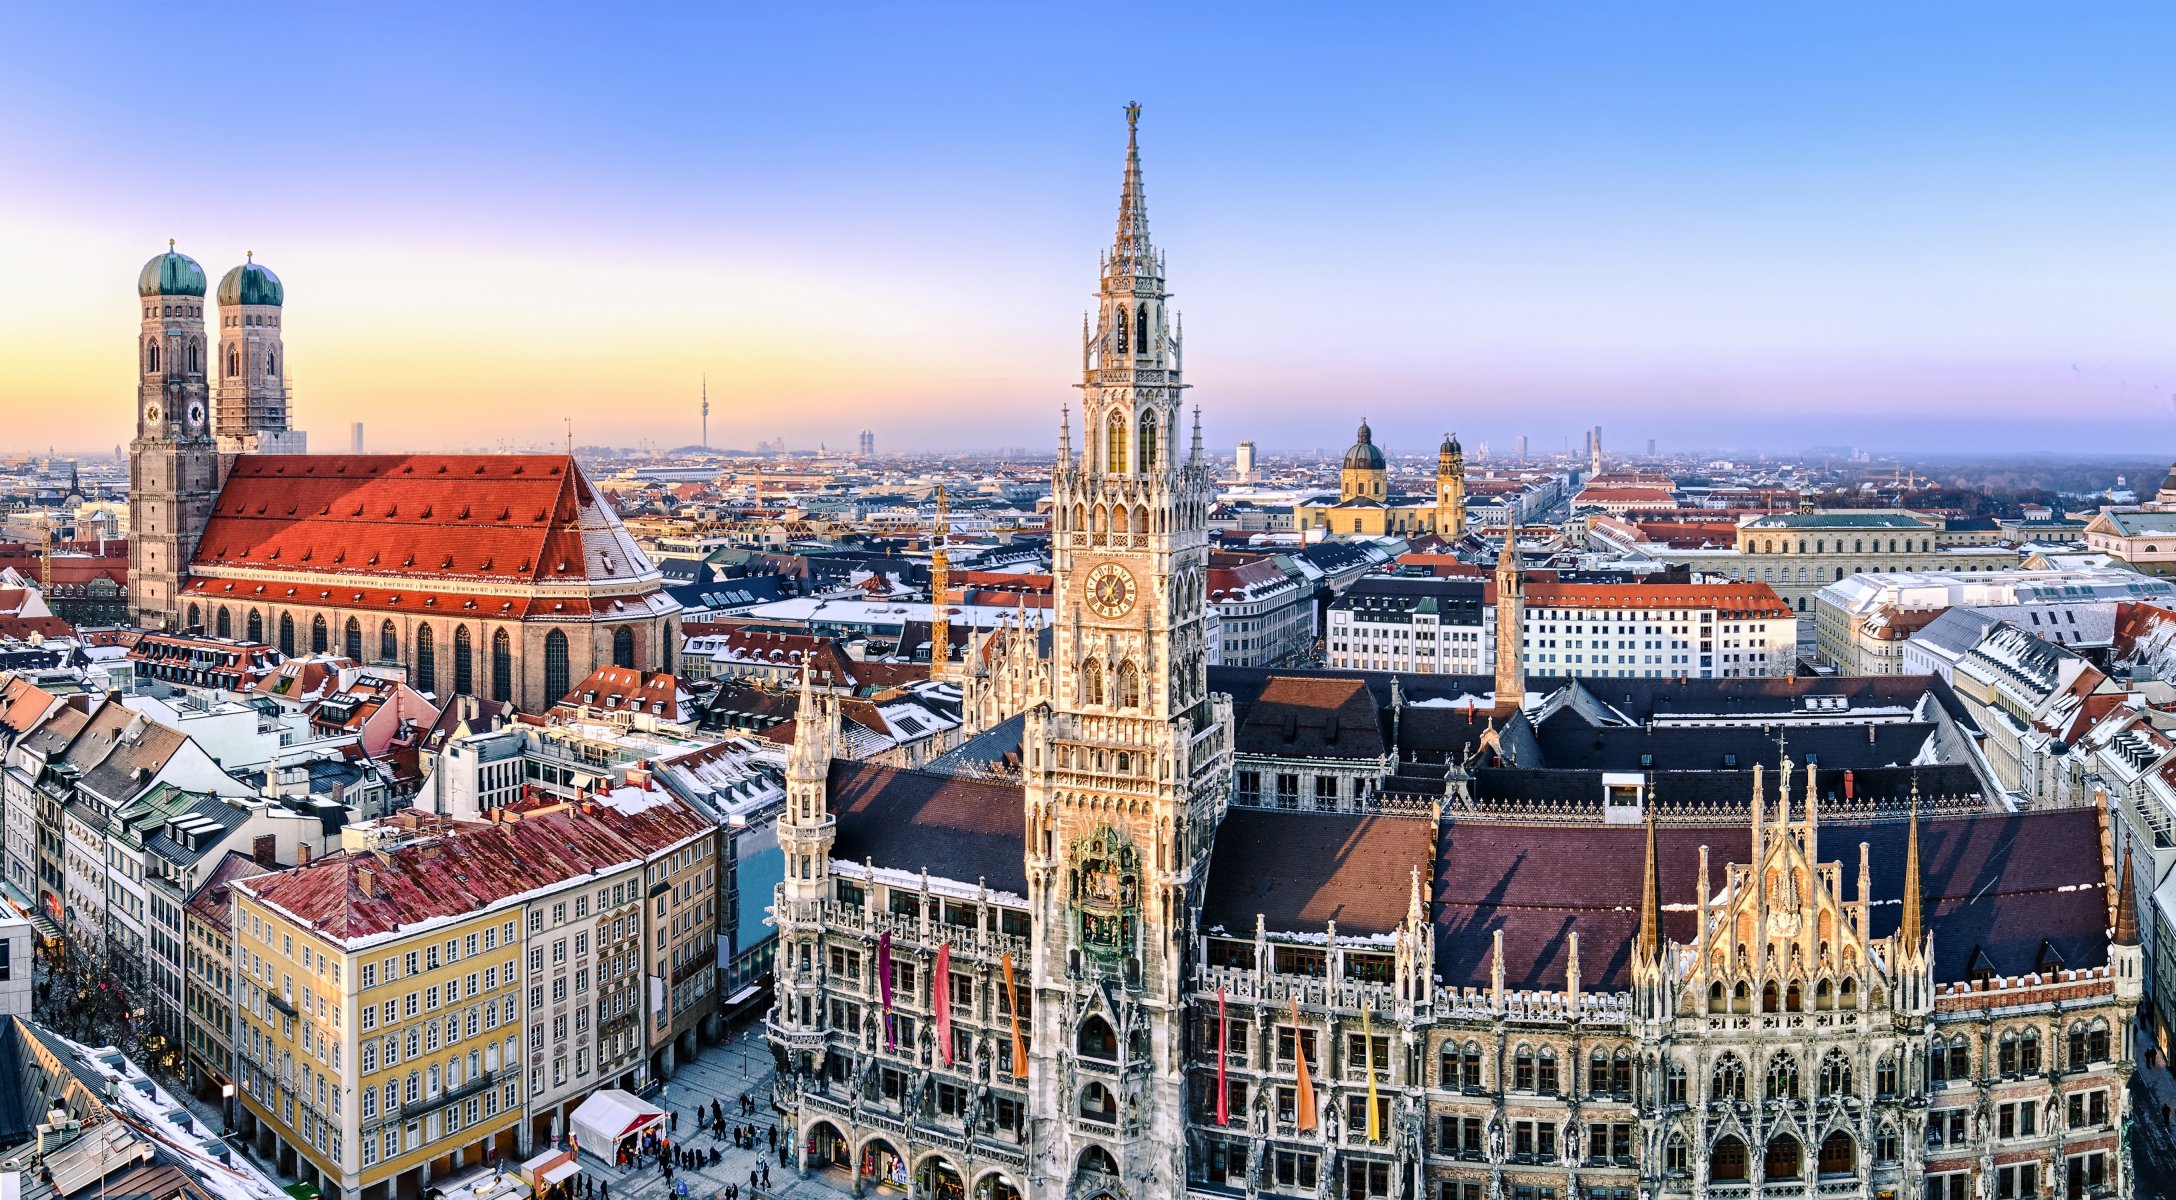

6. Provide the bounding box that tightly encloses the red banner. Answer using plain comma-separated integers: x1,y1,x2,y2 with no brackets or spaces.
1215,988,1229,1126
933,942,953,1065
1002,952,1027,1079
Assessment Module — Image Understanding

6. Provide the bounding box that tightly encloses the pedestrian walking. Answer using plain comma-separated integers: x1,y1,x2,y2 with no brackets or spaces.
672,1110,679,1132
761,1163,771,1189
767,1126,777,1151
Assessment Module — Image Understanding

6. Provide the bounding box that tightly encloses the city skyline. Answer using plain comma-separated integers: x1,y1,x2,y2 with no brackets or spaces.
5,4,2176,455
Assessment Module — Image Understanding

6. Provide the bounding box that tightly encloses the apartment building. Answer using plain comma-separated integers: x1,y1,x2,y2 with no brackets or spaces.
1325,577,1488,675
229,792,715,1200
1327,579,1795,680
182,850,266,1099
1813,567,2175,674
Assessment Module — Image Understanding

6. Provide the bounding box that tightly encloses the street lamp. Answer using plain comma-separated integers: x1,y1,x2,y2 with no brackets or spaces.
220,1082,235,1136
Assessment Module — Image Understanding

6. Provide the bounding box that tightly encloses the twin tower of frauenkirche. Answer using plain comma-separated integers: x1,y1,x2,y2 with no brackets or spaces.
129,246,305,628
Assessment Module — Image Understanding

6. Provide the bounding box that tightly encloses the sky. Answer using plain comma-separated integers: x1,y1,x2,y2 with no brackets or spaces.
4,4,2175,458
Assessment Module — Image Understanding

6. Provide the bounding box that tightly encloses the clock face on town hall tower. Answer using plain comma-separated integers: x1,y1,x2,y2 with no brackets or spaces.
1084,561,1136,619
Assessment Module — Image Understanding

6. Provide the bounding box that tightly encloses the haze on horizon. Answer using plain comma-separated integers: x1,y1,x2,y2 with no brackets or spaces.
3,3,2174,459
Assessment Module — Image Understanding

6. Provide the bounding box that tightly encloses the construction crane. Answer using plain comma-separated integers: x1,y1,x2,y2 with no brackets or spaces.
929,484,950,681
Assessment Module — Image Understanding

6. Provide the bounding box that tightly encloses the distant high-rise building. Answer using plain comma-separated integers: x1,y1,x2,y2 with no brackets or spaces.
350,422,364,453
1234,439,1255,480
859,429,875,456
1647,437,1656,457
701,375,710,448
1516,434,1529,460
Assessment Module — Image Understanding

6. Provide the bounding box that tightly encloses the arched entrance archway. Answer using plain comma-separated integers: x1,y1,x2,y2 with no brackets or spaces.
861,1137,907,1192
917,1155,964,1200
1710,1135,1748,1182
1764,1132,1803,1180
973,1171,1021,1200
1817,1131,1855,1176
804,1120,850,1174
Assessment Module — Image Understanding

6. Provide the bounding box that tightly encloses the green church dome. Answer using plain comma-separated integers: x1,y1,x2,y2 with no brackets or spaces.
217,256,284,307
138,243,207,298
1343,419,1387,471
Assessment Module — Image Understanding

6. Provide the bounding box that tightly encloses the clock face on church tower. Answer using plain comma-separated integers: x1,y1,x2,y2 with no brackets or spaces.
1085,561,1136,619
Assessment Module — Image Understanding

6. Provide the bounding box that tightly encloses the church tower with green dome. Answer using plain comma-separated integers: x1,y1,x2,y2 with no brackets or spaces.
214,253,305,456
129,241,219,630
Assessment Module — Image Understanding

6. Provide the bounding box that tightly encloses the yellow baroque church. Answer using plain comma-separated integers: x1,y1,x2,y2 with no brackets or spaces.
1293,419,1467,538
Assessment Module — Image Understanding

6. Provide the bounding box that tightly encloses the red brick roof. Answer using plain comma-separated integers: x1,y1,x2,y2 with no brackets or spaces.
1518,581,1793,618
554,666,690,722
188,454,655,588
235,795,712,942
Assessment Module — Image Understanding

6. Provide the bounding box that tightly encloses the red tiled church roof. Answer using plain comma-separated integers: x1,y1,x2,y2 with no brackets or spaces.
187,454,656,588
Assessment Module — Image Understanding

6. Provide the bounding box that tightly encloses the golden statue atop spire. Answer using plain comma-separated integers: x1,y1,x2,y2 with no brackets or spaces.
1125,101,1141,133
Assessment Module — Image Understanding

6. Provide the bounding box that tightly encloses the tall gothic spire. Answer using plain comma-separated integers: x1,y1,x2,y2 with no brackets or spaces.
1901,795,1924,951
1111,102,1153,281
2114,842,2139,947
1635,802,1663,967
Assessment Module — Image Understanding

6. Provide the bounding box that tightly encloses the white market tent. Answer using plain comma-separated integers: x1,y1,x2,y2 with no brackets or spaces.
568,1090,667,1161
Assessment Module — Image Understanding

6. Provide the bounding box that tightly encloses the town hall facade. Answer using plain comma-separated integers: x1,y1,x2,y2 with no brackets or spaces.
768,109,2140,1200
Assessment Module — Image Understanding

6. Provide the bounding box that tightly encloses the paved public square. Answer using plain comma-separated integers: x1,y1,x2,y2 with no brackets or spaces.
570,1020,855,1200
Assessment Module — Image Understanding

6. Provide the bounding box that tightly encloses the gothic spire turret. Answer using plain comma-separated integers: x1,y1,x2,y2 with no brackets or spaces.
1635,802,1663,968
1109,101,1155,286
1901,794,1924,952
2114,843,2139,947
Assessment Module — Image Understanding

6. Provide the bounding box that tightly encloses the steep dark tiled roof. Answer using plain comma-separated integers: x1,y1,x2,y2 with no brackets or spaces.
827,762,1027,896
1234,676,1385,760
1430,808,2110,992
1201,810,1433,939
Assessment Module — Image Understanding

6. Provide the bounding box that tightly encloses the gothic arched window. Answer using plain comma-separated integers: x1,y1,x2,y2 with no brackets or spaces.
1076,1016,1117,1060
453,625,474,695
416,624,436,692
1135,303,1148,352
1079,658,1105,707
227,346,239,377
492,630,514,702
1114,661,1141,709
1819,1049,1853,1097
544,629,570,702
146,340,159,373
1106,414,1127,473
379,620,398,663
186,604,201,631
1766,1051,1800,1100
1138,411,1158,470
344,617,363,662
310,614,328,654
277,613,296,656
613,626,635,670
1114,310,1127,355
267,352,277,377
1712,1053,1745,1101
215,608,232,639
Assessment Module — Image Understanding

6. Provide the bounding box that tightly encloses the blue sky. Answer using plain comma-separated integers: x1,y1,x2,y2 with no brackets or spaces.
3,4,2172,455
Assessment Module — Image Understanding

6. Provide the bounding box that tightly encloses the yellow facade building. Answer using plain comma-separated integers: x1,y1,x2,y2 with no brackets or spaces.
229,794,717,1200
1293,421,1467,539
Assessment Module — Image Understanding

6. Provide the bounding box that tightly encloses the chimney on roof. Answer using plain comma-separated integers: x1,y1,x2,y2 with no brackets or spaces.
252,835,277,867
296,843,310,867
357,866,377,897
